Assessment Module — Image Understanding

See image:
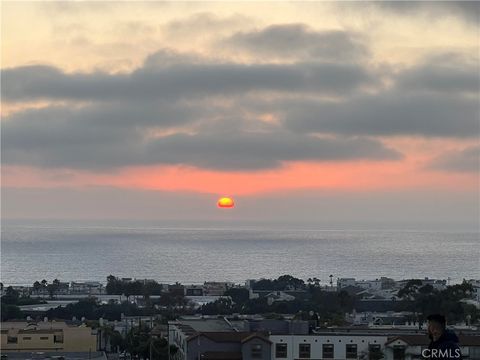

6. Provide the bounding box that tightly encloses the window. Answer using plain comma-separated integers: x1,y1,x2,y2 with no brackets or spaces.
369,344,382,360
299,344,311,359
251,344,263,359
40,336,49,340
346,344,357,359
7,336,18,344
393,346,405,360
323,344,334,359
469,346,479,360
54,335,64,343
276,343,288,358
23,336,32,340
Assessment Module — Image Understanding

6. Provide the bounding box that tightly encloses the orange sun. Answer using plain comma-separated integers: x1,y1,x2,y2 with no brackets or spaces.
217,197,235,208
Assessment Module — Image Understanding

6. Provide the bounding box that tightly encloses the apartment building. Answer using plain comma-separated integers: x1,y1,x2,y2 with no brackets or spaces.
270,330,480,360
170,317,480,360
1,321,97,353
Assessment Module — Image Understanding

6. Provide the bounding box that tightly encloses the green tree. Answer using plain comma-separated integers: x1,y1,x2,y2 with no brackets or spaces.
33,281,42,295
2,286,20,305
225,288,249,304
398,279,423,299
1,304,23,321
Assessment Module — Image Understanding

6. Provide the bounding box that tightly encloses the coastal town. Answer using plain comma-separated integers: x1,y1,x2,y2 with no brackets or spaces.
2,275,480,360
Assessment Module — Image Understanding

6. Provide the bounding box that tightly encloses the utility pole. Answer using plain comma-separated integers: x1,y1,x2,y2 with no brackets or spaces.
149,337,153,360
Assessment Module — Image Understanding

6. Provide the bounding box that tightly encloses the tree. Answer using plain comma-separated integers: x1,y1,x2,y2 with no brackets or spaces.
225,288,249,304
47,279,61,299
2,286,20,305
106,275,122,295
398,279,423,299
1,304,23,321
200,298,234,315
33,281,42,295
109,330,125,352
40,279,48,298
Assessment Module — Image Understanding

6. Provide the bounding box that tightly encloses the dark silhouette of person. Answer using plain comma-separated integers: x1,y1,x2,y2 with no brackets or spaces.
426,314,462,360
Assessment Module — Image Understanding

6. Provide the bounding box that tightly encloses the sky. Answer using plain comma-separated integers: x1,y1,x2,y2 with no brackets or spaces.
1,1,479,229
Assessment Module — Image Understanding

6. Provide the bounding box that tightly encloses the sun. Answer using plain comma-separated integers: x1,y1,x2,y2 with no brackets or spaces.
217,197,235,208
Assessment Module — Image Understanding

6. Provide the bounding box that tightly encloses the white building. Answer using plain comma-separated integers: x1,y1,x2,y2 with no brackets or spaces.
270,332,388,360
70,281,104,294
266,291,295,305
270,331,480,360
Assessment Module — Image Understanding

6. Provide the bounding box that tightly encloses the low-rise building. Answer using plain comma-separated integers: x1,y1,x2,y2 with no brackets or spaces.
170,324,271,360
70,281,104,295
385,334,480,360
170,316,480,360
1,320,98,353
203,282,235,296
266,291,295,305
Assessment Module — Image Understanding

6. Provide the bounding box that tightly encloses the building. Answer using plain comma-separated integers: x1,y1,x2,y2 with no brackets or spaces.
271,329,480,360
385,334,480,360
203,282,235,296
185,285,204,296
170,323,271,360
70,281,104,295
270,330,389,360
171,316,480,360
1,320,98,353
266,291,295,305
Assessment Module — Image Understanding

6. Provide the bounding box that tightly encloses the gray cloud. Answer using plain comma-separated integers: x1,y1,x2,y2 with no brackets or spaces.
2,46,477,171
221,24,369,61
2,59,373,102
282,92,479,138
428,145,480,173
370,1,480,25
2,106,400,169
144,132,401,170
395,61,479,95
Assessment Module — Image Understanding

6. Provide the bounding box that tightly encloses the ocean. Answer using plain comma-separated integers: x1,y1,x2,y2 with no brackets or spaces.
1,223,479,286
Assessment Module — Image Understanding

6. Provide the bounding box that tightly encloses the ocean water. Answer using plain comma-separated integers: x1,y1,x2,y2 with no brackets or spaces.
1,223,479,286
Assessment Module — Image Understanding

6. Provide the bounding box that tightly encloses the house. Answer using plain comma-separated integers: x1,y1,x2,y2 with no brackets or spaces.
185,285,204,296
168,283,186,297
170,327,271,360
265,291,295,305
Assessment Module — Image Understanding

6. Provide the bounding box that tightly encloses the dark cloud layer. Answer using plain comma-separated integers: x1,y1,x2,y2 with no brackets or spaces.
222,24,368,61
2,60,374,102
372,1,480,25
2,106,400,169
283,93,479,138
395,62,479,95
2,33,478,171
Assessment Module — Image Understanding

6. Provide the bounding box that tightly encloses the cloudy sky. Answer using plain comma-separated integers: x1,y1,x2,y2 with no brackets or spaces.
2,1,479,229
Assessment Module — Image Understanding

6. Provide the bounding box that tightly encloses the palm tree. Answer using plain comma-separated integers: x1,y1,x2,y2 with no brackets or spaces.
33,281,42,296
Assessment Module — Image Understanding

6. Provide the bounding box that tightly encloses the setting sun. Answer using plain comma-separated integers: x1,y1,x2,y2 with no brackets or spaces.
217,197,235,208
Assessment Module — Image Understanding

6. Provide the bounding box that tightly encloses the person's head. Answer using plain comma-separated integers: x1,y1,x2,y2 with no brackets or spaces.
427,314,446,341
